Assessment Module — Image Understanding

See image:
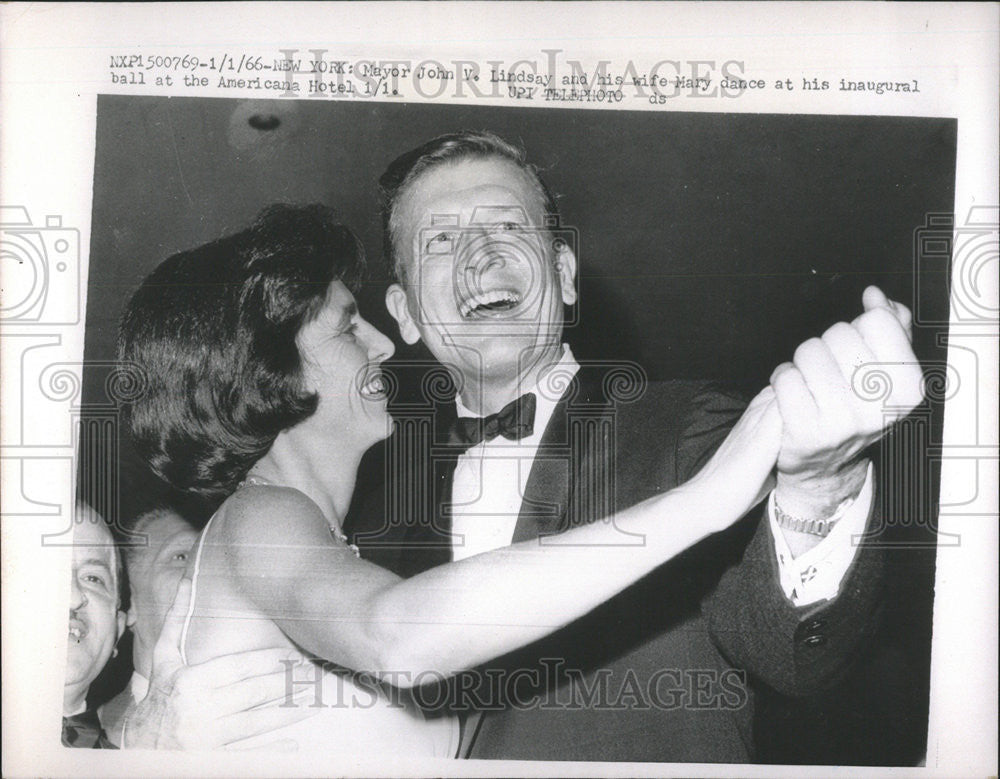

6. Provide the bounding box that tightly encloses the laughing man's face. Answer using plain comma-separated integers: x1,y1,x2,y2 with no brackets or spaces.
66,512,125,710
386,157,577,391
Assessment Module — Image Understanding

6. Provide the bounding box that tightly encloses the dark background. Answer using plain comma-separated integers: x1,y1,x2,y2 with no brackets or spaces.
81,95,954,764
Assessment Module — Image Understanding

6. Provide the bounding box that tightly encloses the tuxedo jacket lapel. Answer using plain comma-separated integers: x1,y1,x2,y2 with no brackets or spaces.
512,368,613,544
512,393,570,543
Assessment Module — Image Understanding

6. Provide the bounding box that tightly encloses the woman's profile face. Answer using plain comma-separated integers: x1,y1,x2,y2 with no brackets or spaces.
295,280,396,447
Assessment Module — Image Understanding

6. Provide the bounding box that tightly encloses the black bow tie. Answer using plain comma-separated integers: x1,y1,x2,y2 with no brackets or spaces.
448,393,537,451
62,709,113,749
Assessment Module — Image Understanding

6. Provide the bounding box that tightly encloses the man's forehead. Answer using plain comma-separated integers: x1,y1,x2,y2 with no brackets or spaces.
77,554,114,571
144,512,196,542
72,527,117,572
73,513,115,548
429,202,531,226
129,511,197,563
402,159,543,224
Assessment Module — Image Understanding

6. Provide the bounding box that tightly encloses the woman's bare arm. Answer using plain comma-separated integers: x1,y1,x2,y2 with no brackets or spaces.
219,388,781,686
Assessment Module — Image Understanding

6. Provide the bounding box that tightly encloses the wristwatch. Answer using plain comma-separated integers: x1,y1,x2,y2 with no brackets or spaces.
773,500,843,538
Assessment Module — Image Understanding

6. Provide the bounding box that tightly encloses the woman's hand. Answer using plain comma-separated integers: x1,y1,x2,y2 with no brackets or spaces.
688,387,782,530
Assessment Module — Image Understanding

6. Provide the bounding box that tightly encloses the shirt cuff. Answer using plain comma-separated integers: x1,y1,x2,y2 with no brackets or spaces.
768,462,874,607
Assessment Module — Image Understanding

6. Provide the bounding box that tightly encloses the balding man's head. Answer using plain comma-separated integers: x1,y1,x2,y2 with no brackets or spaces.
65,504,125,715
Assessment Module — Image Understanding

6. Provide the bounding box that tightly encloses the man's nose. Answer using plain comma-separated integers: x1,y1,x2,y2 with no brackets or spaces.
69,577,87,612
463,253,508,292
465,229,521,274
470,252,506,277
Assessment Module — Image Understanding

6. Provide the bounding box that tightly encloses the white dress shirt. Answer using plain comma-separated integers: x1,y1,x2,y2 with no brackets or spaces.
65,701,88,717
450,349,572,562
769,461,874,605
450,345,874,606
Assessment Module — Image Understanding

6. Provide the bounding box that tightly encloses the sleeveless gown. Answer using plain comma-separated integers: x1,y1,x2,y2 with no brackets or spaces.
179,511,460,757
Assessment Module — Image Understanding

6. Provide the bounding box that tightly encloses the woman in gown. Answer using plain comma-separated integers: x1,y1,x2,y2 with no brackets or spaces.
117,204,781,757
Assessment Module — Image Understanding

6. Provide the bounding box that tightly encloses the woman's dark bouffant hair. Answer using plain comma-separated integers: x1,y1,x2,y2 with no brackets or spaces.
117,204,365,499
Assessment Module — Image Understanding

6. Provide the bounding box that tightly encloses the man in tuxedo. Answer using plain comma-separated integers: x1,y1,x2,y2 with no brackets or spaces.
347,130,924,761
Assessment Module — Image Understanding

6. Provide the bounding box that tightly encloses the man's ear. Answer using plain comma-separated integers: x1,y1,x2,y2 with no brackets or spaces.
555,243,578,306
385,284,421,345
125,601,137,629
117,609,127,642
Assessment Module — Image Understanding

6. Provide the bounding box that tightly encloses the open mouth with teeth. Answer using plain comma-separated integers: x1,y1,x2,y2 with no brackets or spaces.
68,620,88,644
458,288,524,319
358,370,388,401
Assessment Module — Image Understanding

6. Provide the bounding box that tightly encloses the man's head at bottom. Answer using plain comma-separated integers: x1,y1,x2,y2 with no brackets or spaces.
65,504,125,715
121,507,200,679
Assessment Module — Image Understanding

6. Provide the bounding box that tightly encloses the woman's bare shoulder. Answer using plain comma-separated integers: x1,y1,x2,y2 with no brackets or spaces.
212,485,331,545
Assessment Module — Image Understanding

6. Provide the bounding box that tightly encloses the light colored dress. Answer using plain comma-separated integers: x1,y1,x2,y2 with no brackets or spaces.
179,507,460,757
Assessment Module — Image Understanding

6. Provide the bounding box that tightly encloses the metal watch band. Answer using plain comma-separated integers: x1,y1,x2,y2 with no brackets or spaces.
773,501,839,538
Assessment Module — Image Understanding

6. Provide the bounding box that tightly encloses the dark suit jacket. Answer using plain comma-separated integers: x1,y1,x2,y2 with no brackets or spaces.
347,364,885,762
